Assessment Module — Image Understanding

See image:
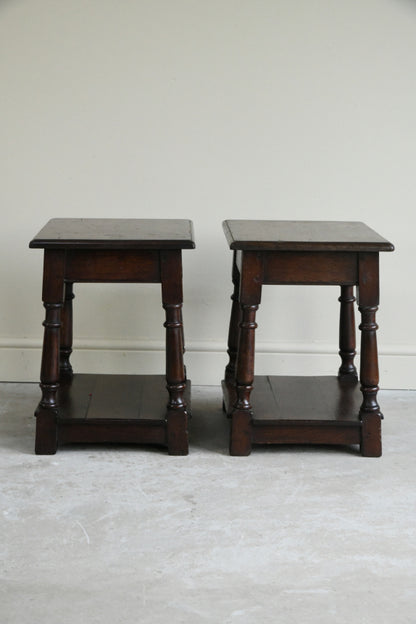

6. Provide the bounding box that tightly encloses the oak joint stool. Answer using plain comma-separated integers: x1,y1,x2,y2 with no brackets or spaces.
222,220,394,457
30,218,195,455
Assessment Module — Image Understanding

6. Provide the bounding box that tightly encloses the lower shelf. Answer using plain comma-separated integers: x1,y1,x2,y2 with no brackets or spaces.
52,374,190,448
223,375,363,446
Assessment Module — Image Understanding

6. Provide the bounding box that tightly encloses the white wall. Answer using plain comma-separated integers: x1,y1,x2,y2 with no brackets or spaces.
1,0,415,388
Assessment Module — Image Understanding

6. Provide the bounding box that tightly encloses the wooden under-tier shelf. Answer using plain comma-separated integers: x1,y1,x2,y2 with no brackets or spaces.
50,374,191,448
222,376,363,448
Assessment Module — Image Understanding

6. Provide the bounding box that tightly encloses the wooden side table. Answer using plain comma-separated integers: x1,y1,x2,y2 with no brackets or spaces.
30,218,195,455
222,220,394,457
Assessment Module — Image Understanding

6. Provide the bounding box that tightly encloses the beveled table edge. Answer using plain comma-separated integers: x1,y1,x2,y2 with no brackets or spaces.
29,218,196,250
222,219,394,252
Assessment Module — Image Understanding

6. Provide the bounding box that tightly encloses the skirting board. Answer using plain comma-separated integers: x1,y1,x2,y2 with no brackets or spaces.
0,339,414,389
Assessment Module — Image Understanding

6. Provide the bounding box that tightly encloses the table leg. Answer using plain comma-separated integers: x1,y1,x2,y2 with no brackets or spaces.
60,281,74,380
178,304,188,382
230,251,263,456
338,285,358,379
358,253,382,457
224,252,241,386
161,250,188,455
35,250,65,454
230,304,259,455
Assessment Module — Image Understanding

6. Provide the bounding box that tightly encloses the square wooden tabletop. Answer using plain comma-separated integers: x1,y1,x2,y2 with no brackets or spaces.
30,218,195,250
223,220,394,252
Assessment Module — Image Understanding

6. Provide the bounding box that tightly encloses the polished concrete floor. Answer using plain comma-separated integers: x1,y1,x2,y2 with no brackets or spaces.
1,383,415,623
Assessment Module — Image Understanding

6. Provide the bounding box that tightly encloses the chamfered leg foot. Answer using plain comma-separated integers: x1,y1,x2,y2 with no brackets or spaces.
230,410,252,456
166,410,189,456
360,412,382,457
35,409,58,455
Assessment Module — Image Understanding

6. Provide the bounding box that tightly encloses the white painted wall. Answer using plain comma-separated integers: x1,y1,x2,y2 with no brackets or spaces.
1,0,414,387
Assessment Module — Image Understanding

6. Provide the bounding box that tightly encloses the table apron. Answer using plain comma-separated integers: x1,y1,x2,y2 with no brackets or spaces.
64,249,161,283
261,251,358,285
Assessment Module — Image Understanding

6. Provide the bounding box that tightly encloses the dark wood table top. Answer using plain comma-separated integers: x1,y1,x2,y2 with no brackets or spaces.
30,218,195,250
223,220,394,252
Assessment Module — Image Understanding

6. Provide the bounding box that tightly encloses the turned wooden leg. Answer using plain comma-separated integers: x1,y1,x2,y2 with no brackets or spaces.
161,250,188,455
60,282,74,380
35,250,65,455
229,251,263,456
230,303,258,456
359,304,381,456
358,253,382,457
164,302,188,455
224,252,241,385
35,302,62,454
178,304,188,383
338,285,358,379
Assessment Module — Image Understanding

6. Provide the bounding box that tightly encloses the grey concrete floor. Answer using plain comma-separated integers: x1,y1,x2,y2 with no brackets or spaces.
0,383,415,624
